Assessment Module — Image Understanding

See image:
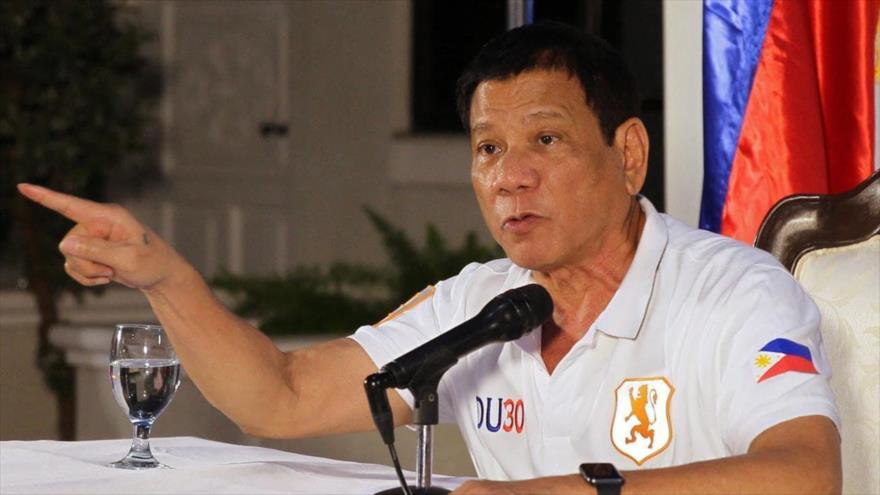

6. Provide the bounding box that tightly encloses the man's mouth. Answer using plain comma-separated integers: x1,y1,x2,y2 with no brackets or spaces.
502,213,542,233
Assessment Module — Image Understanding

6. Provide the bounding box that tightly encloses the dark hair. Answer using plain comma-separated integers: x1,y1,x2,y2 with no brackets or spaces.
455,21,639,145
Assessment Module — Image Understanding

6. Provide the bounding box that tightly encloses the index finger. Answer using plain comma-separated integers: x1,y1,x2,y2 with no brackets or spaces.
17,183,106,223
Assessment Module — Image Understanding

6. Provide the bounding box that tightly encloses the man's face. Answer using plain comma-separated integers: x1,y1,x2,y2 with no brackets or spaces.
469,69,643,272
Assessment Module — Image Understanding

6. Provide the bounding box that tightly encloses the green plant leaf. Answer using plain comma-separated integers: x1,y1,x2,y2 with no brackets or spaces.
212,209,502,335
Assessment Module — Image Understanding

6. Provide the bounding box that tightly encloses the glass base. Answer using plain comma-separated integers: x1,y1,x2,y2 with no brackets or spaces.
111,421,172,469
110,456,171,470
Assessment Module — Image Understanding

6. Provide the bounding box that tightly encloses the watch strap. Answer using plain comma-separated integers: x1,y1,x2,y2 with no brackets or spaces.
595,484,622,495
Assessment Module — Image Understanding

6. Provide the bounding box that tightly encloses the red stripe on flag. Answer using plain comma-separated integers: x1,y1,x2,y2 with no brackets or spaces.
721,0,879,244
758,355,819,383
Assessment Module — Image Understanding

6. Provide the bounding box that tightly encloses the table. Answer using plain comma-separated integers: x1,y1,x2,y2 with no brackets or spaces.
0,436,469,494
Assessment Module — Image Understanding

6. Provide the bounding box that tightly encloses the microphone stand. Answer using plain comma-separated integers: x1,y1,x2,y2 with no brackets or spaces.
372,370,450,495
366,284,553,494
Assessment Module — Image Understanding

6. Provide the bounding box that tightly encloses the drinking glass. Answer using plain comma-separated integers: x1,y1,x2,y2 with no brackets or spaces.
109,324,181,469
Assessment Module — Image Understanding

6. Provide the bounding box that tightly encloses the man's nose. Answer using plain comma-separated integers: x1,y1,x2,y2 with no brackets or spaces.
494,147,540,194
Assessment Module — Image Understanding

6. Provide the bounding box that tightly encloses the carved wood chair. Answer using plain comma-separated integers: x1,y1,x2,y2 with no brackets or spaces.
755,170,880,495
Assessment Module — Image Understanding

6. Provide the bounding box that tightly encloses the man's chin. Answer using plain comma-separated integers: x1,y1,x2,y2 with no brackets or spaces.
505,250,555,272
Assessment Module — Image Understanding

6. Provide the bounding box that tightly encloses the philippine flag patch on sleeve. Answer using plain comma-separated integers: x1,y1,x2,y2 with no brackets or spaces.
752,338,819,383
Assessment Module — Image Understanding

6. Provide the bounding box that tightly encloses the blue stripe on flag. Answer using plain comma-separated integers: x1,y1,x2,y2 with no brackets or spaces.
700,0,773,232
759,338,813,361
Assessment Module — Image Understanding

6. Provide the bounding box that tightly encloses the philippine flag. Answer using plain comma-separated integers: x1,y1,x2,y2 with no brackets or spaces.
753,338,819,383
702,0,879,244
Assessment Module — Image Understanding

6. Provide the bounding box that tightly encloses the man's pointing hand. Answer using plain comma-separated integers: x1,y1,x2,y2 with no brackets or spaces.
17,183,185,291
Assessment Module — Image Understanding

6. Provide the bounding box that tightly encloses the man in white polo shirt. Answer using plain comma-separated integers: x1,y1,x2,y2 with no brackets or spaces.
20,21,840,495
352,21,840,493
353,197,838,483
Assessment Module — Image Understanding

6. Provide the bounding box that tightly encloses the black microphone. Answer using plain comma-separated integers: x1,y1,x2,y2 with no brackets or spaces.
364,283,553,445
379,283,553,390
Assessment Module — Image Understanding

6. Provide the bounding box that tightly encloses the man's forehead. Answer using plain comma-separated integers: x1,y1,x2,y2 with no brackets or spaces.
470,109,568,134
473,70,581,98
468,71,589,132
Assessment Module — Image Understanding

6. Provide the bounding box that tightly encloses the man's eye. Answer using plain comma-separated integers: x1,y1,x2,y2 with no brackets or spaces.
479,144,498,154
539,135,557,145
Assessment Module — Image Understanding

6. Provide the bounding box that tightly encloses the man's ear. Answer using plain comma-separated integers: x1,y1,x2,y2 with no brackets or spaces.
613,117,649,196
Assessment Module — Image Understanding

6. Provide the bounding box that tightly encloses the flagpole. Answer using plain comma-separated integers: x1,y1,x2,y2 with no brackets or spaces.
507,0,534,30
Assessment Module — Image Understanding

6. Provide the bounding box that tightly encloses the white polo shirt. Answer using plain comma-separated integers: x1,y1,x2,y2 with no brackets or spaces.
350,198,839,480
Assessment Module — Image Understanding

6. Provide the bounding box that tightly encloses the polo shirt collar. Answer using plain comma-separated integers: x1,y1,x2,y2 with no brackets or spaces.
515,197,669,355
593,196,668,340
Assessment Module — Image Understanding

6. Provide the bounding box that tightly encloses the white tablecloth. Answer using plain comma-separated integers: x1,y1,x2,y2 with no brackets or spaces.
0,436,469,494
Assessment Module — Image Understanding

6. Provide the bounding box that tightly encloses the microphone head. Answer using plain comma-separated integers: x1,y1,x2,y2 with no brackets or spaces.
496,284,554,336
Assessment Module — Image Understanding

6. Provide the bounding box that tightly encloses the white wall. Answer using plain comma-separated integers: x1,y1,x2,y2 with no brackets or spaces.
663,0,704,227
122,0,489,279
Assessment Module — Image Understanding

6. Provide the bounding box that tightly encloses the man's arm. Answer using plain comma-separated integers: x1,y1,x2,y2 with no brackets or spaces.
453,415,841,494
17,183,412,438
142,263,413,438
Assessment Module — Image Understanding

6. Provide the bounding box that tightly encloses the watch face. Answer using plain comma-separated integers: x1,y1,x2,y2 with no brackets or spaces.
580,463,623,485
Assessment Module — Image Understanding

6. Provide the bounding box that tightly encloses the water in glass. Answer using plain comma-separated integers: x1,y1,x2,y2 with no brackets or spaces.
109,324,180,469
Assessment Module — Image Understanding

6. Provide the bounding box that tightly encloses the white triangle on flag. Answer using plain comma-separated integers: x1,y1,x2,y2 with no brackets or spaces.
752,351,785,382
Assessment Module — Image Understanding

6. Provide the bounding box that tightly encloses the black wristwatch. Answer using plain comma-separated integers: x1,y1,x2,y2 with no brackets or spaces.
579,463,625,495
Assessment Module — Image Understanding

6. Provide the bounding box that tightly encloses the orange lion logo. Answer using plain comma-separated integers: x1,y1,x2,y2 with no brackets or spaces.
611,377,673,465
624,384,658,448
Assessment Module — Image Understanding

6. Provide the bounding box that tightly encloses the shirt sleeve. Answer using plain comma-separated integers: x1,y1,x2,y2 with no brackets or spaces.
714,263,840,455
348,263,481,421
